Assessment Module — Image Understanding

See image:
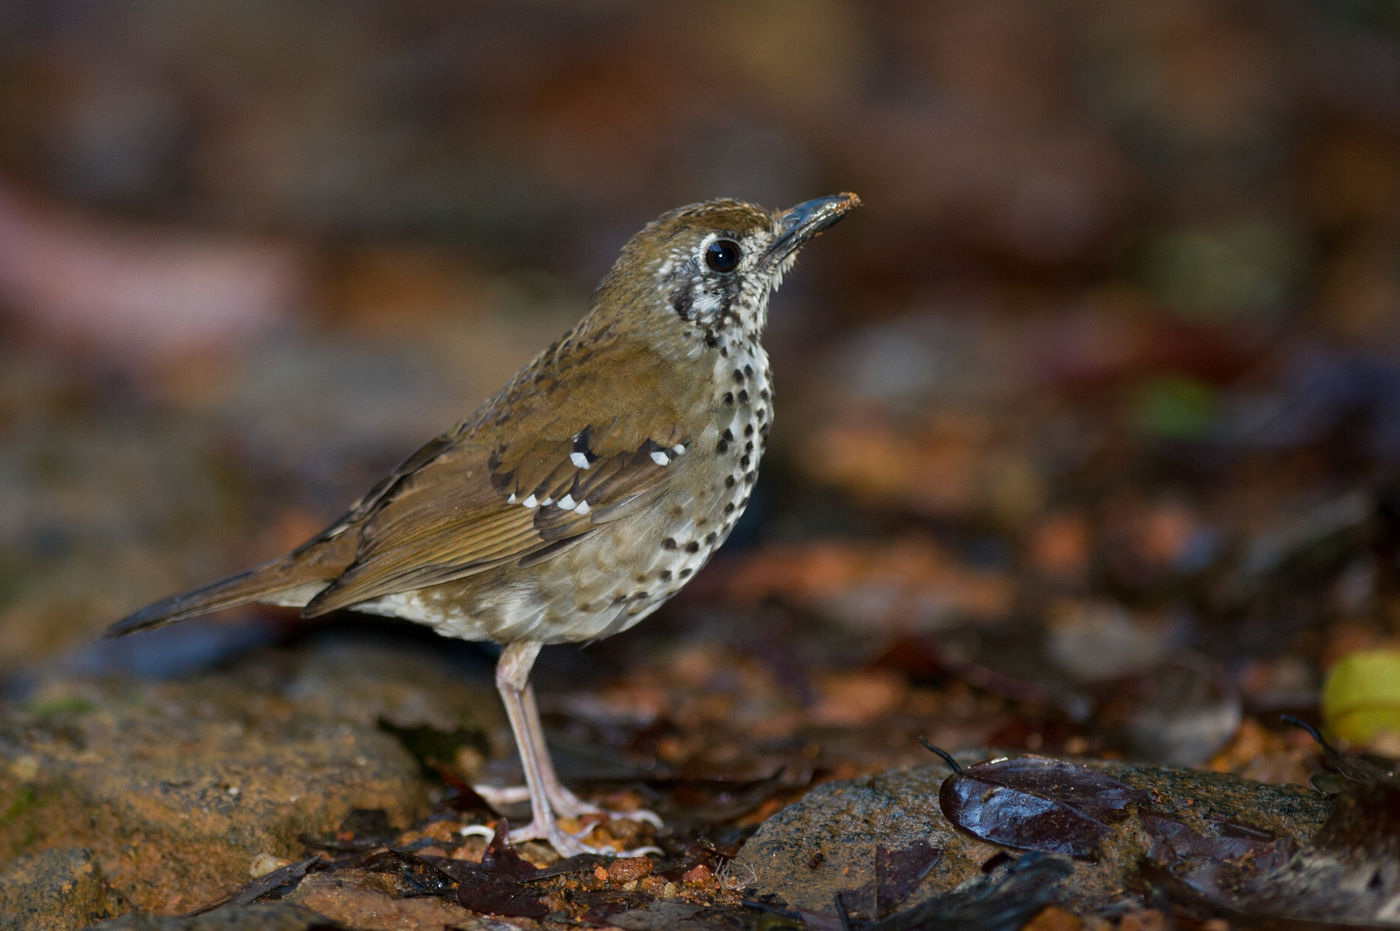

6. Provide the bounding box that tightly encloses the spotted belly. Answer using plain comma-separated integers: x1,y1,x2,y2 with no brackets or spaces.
353,355,771,647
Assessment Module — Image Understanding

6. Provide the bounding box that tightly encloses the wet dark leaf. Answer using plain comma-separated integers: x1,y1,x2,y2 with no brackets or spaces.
1140,811,1296,899
194,855,322,912
1288,715,1400,791
453,874,550,919
874,840,942,917
939,756,1151,858
349,825,550,918
1312,779,1400,855
419,823,549,917
1139,745,1400,926
862,853,1072,931
1219,781,1400,925
358,848,458,898
478,820,541,881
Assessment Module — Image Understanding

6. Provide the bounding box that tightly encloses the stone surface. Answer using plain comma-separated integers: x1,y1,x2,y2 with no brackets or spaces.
0,635,1349,930
0,637,497,920
280,871,515,931
90,903,350,930
730,762,1002,920
732,759,1332,922
0,846,127,930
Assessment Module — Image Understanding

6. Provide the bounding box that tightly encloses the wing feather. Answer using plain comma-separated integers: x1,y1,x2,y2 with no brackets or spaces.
300,334,705,616
301,428,684,615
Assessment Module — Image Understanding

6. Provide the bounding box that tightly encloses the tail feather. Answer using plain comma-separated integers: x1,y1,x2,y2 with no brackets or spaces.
103,561,323,639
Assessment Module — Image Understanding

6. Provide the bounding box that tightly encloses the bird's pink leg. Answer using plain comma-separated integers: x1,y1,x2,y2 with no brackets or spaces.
482,641,658,856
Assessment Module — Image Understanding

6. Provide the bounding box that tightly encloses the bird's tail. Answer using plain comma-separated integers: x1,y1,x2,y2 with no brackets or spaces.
103,558,324,639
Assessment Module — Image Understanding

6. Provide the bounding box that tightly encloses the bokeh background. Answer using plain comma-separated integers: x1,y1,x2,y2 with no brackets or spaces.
1,0,1399,753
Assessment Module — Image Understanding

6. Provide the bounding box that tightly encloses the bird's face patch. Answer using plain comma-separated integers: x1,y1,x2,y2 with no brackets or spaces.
594,194,859,357
649,203,782,349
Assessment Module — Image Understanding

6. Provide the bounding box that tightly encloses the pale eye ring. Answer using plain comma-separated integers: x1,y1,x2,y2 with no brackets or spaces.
705,239,741,273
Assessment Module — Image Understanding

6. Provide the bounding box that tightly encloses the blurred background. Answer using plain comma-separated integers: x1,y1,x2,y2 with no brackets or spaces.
1,0,1398,761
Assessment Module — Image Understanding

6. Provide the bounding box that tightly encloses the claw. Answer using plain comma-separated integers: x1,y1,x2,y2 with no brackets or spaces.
506,816,661,858
475,780,663,826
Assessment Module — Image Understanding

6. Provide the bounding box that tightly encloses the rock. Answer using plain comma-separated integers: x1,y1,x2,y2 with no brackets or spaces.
280,871,509,931
0,846,126,929
0,637,497,920
731,763,1001,920
88,903,349,930
732,759,1332,922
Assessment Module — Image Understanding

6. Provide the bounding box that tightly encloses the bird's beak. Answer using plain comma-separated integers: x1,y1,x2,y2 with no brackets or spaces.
761,193,862,270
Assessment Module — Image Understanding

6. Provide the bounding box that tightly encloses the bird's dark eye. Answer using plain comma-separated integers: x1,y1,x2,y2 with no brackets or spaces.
705,239,741,273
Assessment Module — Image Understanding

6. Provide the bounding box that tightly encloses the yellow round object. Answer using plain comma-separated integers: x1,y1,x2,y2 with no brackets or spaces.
1322,649,1400,746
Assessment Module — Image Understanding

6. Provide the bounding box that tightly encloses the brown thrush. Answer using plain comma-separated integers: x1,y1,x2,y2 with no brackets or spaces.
105,193,861,856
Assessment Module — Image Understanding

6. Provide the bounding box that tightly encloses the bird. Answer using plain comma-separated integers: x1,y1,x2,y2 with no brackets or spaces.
104,193,861,856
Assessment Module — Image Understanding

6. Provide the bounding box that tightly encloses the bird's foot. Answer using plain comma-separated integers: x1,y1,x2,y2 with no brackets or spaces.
507,814,660,859
473,782,663,827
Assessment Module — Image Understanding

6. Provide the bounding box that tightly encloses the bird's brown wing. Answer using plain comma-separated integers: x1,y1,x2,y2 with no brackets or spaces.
299,419,687,616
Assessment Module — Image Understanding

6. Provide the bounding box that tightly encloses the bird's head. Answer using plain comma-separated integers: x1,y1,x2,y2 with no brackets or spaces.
593,193,860,355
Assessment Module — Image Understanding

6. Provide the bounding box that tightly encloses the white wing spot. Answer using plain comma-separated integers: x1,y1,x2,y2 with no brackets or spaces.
507,492,518,504
570,451,591,469
575,500,591,515
651,450,671,466
672,444,686,455
539,496,554,507
557,494,576,511
521,494,539,509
